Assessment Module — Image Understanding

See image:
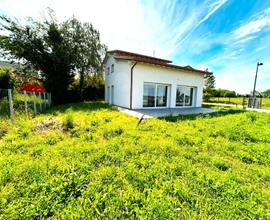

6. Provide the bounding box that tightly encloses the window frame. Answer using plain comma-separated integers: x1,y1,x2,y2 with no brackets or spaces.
111,64,114,73
175,85,195,107
143,82,169,108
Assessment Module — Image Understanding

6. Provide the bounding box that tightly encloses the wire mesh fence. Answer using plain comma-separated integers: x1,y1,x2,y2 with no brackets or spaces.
0,89,52,121
208,97,269,109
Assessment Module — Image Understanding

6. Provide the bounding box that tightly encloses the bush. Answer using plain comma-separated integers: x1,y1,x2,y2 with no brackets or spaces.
0,67,15,89
63,112,74,130
203,91,212,101
69,75,104,102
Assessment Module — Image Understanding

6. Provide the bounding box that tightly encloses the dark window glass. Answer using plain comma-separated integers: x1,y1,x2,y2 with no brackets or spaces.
156,85,168,107
176,86,194,106
143,84,156,107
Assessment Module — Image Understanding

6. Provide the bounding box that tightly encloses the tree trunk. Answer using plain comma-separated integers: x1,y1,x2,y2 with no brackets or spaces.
79,69,85,101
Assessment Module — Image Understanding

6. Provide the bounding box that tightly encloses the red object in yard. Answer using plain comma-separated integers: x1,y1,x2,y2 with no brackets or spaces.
20,82,44,93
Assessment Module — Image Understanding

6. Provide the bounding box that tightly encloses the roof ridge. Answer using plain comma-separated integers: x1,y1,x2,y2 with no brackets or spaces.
107,49,172,63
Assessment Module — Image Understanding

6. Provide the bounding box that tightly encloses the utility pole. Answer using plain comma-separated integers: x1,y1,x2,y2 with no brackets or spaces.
252,62,263,108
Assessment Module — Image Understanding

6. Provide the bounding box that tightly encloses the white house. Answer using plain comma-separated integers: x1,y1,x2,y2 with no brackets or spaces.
104,50,209,109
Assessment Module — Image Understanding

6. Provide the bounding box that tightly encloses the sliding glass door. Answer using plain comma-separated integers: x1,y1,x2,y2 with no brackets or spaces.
156,84,168,107
176,86,194,107
143,83,169,107
143,84,156,107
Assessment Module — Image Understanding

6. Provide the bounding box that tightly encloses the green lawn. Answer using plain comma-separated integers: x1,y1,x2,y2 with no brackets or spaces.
208,97,270,109
0,102,270,219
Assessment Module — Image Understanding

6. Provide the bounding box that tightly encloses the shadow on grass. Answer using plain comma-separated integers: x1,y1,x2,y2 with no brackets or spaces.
44,101,116,115
159,109,245,122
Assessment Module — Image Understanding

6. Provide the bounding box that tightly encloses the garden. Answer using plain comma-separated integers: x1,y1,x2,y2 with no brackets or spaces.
0,102,269,219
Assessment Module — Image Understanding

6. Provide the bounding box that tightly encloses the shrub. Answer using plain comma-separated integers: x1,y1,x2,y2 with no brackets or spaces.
63,113,74,130
0,67,15,89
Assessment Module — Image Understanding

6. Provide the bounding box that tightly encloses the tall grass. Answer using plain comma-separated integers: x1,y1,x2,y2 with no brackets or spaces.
0,102,269,219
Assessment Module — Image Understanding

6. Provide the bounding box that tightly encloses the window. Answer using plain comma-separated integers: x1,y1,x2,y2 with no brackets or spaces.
107,67,110,75
111,64,114,73
143,83,169,107
143,84,156,107
176,86,194,107
156,84,168,107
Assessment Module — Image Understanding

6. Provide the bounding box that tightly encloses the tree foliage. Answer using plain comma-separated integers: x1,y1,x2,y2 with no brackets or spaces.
262,89,270,98
0,10,106,104
0,66,15,89
212,88,237,97
62,17,106,100
204,71,215,90
203,71,216,101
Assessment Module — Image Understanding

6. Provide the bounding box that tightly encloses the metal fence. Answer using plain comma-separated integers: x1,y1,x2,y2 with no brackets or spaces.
0,89,52,121
207,97,268,109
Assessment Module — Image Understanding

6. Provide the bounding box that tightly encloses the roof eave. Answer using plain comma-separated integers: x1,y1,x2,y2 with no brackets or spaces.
113,57,210,74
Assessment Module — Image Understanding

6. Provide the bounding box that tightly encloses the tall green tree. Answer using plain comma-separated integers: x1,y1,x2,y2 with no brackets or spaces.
62,17,106,100
203,70,215,101
204,71,215,90
0,11,106,103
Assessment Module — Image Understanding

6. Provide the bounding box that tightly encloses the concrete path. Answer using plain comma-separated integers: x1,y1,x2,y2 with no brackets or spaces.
203,102,270,113
118,107,220,119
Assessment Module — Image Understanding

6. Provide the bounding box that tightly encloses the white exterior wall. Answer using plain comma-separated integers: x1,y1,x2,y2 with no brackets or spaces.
105,57,204,109
105,56,130,108
132,63,204,109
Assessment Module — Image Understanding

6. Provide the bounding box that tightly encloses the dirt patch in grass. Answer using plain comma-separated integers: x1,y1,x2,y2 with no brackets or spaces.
33,117,63,133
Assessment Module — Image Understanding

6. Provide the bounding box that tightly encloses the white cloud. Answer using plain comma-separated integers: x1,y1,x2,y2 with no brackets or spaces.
199,0,228,25
1,0,268,93
233,7,270,39
0,0,228,59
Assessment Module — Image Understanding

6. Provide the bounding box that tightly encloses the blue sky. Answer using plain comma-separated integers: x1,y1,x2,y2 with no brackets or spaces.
1,0,270,93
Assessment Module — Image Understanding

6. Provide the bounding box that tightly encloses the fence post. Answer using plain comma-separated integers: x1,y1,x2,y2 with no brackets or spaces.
8,89,14,121
39,92,42,112
24,91,28,116
33,92,37,114
43,92,46,110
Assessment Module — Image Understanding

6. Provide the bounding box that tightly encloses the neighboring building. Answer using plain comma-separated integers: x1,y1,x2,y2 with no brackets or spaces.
104,50,210,109
19,78,44,93
0,60,44,92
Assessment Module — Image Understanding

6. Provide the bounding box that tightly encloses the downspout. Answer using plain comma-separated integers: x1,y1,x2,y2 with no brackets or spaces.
130,62,137,109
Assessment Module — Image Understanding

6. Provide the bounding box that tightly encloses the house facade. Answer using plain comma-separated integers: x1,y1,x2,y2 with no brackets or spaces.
104,50,208,109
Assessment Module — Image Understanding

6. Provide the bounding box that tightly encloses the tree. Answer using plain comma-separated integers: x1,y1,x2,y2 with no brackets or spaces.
62,18,106,100
203,70,215,101
0,10,106,104
204,71,215,90
0,66,15,89
262,89,270,97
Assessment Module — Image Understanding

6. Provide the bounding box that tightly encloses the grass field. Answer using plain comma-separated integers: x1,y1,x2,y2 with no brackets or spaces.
0,102,270,219
208,97,270,109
